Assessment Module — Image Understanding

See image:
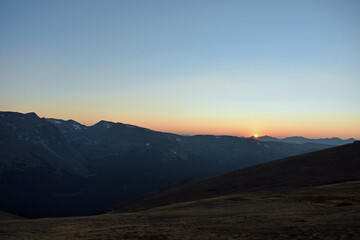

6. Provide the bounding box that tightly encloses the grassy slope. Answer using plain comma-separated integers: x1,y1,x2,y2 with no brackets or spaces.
114,143,360,212
1,180,359,240
0,211,24,221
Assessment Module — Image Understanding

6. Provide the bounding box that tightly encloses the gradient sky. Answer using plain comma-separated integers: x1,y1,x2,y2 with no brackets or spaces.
1,0,360,138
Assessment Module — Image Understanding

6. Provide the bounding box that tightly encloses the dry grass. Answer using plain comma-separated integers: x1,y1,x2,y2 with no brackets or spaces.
288,195,360,204
1,181,360,239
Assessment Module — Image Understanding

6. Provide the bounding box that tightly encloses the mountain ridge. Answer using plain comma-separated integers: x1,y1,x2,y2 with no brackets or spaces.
46,117,359,144
0,111,343,217
258,135,356,145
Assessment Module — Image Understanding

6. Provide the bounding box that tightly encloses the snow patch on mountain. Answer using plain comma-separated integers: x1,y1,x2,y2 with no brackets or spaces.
101,123,112,129
72,123,82,130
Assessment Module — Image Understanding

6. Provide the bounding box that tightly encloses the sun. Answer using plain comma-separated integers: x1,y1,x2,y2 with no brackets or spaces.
253,134,259,138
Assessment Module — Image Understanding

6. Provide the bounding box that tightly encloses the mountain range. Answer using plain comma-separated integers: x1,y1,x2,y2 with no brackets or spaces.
0,111,355,217
258,135,356,145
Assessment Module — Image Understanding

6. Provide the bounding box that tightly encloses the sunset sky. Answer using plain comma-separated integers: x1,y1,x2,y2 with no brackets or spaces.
1,0,359,138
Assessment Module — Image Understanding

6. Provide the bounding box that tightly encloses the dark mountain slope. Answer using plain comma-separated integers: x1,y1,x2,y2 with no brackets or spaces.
114,142,360,212
46,116,333,176
44,115,334,179
0,112,88,175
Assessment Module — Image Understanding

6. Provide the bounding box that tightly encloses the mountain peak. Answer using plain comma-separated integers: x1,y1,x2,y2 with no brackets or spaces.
258,135,280,142
25,112,39,118
94,120,116,129
46,118,87,130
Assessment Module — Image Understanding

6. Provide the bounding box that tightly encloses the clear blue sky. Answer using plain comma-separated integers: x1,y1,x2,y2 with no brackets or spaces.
1,0,359,138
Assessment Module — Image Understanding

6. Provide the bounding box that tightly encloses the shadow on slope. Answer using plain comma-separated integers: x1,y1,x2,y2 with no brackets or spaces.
114,142,360,213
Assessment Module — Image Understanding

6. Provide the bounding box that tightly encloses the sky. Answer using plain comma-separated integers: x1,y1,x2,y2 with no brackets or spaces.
1,0,360,138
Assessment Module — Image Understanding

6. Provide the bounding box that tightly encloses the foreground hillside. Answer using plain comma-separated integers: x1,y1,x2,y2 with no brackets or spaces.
0,211,24,221
114,143,360,212
1,180,359,240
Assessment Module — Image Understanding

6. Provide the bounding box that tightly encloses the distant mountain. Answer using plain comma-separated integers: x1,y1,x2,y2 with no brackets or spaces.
256,135,280,142
0,111,335,217
114,142,360,213
258,135,356,145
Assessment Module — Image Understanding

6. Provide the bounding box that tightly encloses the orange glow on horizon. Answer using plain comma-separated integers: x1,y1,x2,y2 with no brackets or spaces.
3,106,360,139
41,116,360,140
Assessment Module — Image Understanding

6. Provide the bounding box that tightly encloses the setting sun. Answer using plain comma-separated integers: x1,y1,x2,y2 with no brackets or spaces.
253,134,259,138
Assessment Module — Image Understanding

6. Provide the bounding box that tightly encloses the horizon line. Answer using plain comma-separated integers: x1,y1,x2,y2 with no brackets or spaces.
1,110,358,141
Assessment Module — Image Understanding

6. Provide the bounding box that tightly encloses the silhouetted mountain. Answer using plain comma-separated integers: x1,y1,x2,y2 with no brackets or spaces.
0,111,335,217
282,136,356,145
257,135,280,141
114,142,360,213
258,135,356,145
